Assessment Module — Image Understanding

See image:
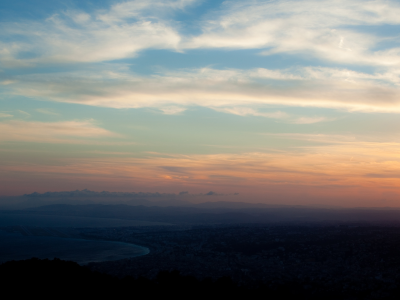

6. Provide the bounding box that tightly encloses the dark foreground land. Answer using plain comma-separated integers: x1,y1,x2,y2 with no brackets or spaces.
0,258,353,299
3,250,400,300
83,224,400,299
3,224,399,299
4,202,400,299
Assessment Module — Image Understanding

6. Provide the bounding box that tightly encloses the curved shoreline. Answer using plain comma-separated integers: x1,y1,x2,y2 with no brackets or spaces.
0,230,150,265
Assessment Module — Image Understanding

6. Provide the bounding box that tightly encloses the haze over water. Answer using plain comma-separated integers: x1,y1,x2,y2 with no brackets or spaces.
0,213,154,264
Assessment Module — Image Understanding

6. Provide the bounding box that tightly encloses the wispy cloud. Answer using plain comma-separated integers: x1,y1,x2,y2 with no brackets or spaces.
0,120,119,143
260,132,400,145
0,0,195,66
2,0,400,69
1,0,400,115
17,110,30,117
188,0,400,67
36,108,60,116
290,116,333,124
159,107,187,114
0,80,16,85
4,66,400,113
216,107,289,119
216,107,333,124
0,113,13,118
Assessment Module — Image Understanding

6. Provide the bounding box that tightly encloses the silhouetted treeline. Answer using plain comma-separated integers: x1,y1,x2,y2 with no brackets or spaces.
2,258,400,299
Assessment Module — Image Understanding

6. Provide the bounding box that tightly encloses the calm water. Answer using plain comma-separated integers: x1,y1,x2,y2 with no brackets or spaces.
0,213,154,264
0,212,169,227
0,231,149,264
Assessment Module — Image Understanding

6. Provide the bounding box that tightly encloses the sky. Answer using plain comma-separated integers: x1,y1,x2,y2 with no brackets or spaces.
1,0,400,207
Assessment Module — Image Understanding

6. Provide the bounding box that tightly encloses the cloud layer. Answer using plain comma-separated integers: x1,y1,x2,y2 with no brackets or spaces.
3,66,400,113
189,0,400,67
0,0,195,66
1,0,400,114
2,133,400,205
1,0,400,206
2,0,400,66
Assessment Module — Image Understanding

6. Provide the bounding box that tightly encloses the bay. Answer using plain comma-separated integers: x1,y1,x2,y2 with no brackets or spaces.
0,230,149,264
0,213,158,265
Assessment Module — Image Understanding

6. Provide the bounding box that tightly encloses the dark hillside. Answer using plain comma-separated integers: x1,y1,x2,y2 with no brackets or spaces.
2,258,400,299
0,258,334,299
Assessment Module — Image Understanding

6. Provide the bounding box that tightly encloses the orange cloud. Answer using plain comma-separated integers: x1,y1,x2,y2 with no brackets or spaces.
1,136,400,206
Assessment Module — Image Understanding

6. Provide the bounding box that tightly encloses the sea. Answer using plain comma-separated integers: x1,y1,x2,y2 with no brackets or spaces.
0,213,159,265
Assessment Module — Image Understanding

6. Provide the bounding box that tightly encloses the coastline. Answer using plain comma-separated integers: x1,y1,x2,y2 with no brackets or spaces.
0,230,150,265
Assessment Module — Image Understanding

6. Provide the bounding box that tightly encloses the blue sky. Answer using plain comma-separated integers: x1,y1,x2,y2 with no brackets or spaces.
1,0,400,206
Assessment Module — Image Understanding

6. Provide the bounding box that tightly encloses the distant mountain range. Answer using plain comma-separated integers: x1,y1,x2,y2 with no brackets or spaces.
0,189,231,210
1,203,400,225
2,190,400,225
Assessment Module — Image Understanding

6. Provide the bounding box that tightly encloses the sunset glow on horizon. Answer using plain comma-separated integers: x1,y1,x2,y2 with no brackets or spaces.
1,0,400,207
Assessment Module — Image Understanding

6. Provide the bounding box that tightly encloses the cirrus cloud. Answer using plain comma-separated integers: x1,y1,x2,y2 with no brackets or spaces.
1,0,400,115
0,0,195,66
3,66,400,113
0,120,120,144
188,0,400,67
1,0,400,68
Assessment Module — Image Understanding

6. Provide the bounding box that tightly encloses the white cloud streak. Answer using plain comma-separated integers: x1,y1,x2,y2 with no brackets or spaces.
216,107,289,119
159,107,187,114
215,107,332,124
0,120,119,143
36,108,60,116
17,110,30,117
0,113,13,118
4,66,400,113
